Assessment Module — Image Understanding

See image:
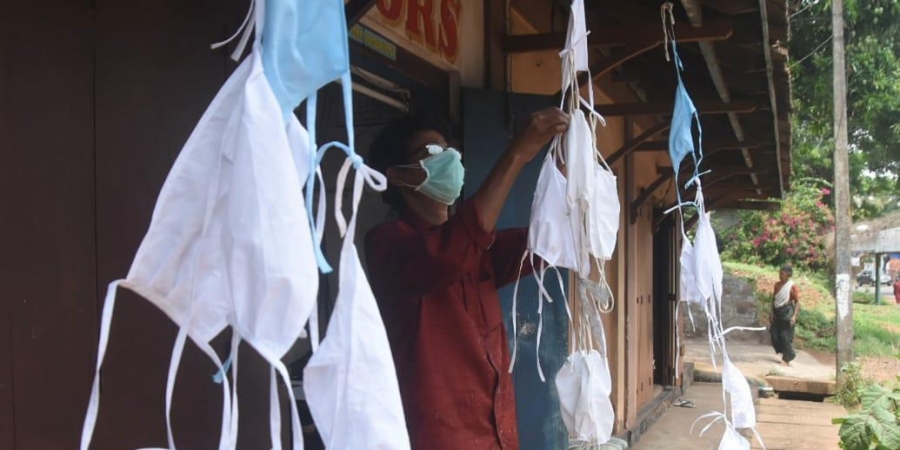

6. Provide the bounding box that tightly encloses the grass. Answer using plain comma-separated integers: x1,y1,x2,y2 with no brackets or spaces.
723,261,900,357
853,290,877,304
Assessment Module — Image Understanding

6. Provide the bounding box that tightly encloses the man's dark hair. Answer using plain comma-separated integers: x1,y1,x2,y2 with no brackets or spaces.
367,116,450,211
781,264,793,275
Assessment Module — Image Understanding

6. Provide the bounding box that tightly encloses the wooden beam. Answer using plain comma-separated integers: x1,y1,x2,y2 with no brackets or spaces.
563,39,659,93
502,19,733,53
606,123,670,165
635,139,769,152
345,0,378,26
593,99,758,116
631,173,673,224
485,0,507,90
701,0,760,15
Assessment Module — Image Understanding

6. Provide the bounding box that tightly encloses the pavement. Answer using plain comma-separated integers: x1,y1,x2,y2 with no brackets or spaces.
684,338,836,386
630,382,845,450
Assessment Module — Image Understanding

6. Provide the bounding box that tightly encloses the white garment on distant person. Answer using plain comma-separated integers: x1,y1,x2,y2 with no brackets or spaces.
774,280,794,308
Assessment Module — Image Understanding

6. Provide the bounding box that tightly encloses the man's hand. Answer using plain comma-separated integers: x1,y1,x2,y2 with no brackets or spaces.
507,107,570,163
790,316,797,326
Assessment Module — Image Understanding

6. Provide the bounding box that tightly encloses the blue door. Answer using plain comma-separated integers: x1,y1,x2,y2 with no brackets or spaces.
462,89,568,450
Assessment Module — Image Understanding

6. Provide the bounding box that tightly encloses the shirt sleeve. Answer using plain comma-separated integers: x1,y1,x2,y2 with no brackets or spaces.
490,228,536,288
364,199,495,300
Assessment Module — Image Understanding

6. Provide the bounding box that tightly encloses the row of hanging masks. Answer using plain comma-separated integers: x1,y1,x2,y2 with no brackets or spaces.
660,4,766,449
79,0,410,449
509,0,619,447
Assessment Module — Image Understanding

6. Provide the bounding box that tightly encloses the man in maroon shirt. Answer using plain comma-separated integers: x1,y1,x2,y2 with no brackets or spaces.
364,110,568,450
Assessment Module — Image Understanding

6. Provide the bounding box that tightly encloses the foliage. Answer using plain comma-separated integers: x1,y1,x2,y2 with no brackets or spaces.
795,307,837,352
832,379,900,450
834,362,871,410
790,0,900,220
720,181,834,272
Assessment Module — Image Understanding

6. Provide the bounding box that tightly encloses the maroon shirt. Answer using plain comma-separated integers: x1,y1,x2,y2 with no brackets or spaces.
364,200,532,450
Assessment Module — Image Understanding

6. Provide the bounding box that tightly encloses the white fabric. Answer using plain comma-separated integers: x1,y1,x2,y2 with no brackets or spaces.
719,427,751,450
722,358,756,429
555,350,614,443
528,148,578,270
773,280,794,308
565,109,597,276
564,0,589,72
303,155,410,450
588,162,619,262
554,272,614,447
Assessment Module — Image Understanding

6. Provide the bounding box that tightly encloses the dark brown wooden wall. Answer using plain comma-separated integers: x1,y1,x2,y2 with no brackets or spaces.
0,1,290,448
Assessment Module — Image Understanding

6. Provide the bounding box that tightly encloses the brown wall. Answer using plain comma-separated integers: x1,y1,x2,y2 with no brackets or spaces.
0,1,293,449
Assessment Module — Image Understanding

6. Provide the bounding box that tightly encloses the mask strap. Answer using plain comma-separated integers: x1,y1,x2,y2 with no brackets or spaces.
691,412,727,438
228,333,241,447
533,261,548,382
269,366,282,450
80,280,122,450
304,95,334,274
195,340,233,450
334,152,387,238
210,0,257,61
163,327,190,448
266,361,303,450
508,251,529,374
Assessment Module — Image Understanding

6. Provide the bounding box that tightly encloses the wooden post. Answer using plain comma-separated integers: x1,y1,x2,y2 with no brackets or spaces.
875,253,882,305
833,0,854,380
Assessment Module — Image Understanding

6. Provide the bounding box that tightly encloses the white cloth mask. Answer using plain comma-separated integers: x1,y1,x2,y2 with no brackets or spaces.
528,147,578,270
588,161,619,262
297,2,409,447
303,153,409,450
722,358,756,429
555,281,614,447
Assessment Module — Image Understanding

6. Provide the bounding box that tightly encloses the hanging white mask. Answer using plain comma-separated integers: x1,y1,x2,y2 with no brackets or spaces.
722,358,756,429
719,426,751,450
588,160,619,262
303,152,409,450
528,146,578,270
555,281,614,446
298,2,409,448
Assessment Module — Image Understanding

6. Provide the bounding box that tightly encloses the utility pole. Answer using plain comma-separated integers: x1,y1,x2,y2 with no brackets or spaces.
833,0,854,381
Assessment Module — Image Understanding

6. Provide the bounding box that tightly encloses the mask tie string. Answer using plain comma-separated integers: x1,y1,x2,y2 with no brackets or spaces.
210,0,257,62
508,251,529,374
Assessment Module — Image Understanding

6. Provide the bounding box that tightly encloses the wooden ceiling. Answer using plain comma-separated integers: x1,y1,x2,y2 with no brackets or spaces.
506,0,793,212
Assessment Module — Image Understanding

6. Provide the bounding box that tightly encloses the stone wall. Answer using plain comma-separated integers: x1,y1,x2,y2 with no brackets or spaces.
683,272,765,342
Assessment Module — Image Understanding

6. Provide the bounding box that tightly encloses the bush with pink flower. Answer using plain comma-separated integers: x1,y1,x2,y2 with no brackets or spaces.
720,181,834,273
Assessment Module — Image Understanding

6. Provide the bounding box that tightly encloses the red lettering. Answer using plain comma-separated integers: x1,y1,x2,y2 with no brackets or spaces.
405,0,437,50
377,0,403,25
438,0,461,63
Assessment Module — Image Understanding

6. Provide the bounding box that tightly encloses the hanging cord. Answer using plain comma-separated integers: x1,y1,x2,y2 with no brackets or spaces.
660,3,676,61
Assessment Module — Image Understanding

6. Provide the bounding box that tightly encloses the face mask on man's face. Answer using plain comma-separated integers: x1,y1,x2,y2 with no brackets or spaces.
396,144,465,205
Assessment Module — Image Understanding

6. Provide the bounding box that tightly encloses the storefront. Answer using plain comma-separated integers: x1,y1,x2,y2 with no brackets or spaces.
0,0,792,449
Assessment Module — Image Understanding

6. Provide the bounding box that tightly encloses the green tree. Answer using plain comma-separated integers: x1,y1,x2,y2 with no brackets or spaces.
790,0,900,219
720,180,834,272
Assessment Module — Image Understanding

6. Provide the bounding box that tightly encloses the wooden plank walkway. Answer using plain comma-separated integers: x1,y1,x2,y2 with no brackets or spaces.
631,383,845,450
751,396,844,450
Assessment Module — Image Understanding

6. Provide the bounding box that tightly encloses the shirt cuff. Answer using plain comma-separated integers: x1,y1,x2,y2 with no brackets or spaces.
457,199,495,250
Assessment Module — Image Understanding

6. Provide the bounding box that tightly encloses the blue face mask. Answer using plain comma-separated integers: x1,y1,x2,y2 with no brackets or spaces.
668,41,703,184
262,0,350,119
399,146,465,205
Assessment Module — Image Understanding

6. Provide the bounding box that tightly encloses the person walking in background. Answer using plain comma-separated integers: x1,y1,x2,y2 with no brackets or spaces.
892,276,900,305
770,265,800,366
